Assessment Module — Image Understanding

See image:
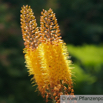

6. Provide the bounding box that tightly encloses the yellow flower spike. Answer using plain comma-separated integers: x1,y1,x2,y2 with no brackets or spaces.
20,5,74,103
39,8,74,102
20,5,49,97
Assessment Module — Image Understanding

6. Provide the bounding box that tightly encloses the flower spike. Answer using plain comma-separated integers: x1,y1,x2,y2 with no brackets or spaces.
20,5,40,49
20,5,49,97
40,8,62,44
20,5,74,103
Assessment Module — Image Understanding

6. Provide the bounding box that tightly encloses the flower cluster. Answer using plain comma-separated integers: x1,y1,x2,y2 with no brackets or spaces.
20,5,74,103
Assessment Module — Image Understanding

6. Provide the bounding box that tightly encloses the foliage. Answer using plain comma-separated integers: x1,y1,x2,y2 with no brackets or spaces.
67,45,103,94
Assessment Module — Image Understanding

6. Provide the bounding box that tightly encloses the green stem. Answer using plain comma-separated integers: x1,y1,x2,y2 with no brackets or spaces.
52,98,56,103
48,85,56,103
50,89,56,103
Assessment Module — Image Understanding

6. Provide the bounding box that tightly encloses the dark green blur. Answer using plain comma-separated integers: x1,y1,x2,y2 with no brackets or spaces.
0,0,103,103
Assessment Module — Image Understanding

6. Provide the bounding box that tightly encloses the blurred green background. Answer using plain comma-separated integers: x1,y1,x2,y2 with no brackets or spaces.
0,0,103,103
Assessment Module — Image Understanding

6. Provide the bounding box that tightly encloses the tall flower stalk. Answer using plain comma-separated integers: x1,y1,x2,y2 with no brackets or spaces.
20,5,74,103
